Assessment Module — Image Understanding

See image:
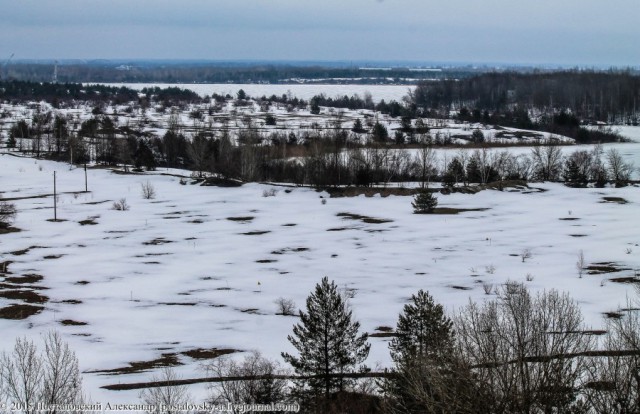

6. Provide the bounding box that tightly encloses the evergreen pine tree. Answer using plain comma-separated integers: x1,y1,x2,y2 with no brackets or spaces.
384,290,468,414
390,290,453,365
282,277,370,400
412,191,438,214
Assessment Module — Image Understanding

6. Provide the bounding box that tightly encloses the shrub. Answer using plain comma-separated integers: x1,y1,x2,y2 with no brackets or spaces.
275,297,296,316
262,188,278,197
112,198,130,211
412,191,438,214
0,201,17,228
141,181,156,200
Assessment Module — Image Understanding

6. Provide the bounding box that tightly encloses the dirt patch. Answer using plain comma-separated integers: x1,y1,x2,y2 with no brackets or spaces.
369,326,397,338
256,259,277,263
569,234,588,238
337,212,393,224
271,247,310,254
327,227,356,232
449,285,473,291
5,274,43,284
586,262,631,275
0,304,44,319
88,353,182,375
0,290,48,304
0,226,21,235
240,231,271,236
241,308,261,314
188,219,204,224
43,254,64,260
46,219,68,223
601,197,629,204
60,319,88,326
143,238,174,245
10,248,30,256
432,207,490,215
58,299,82,305
75,280,90,285
182,348,238,360
79,218,98,226
282,223,297,227
159,302,198,306
609,277,640,284
227,216,254,222
559,217,580,221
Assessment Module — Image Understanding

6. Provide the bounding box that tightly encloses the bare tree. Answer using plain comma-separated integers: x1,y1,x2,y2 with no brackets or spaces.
607,148,634,187
0,338,42,414
456,283,593,413
141,181,156,200
0,202,17,228
204,352,289,412
583,302,640,413
139,367,191,414
0,332,84,414
531,143,563,181
415,140,436,189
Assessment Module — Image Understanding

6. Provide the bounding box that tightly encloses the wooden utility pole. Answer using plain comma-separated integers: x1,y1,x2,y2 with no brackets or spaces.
84,163,88,192
53,171,57,221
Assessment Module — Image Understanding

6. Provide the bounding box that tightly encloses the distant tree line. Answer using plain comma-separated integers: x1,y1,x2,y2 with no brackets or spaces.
3,62,481,84
413,70,640,125
0,81,202,105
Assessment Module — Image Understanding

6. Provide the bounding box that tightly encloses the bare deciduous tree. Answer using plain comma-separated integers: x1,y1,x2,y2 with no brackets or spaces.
204,352,289,412
141,181,156,200
0,201,17,228
139,367,191,414
0,332,84,414
456,283,593,413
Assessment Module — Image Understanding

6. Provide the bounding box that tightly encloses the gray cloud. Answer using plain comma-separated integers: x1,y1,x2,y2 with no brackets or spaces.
1,0,638,66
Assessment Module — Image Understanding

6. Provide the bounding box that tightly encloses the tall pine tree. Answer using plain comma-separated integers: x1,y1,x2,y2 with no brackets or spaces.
282,277,370,400
383,290,477,414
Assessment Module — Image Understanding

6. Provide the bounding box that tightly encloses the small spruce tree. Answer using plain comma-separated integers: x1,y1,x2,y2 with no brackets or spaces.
412,191,438,214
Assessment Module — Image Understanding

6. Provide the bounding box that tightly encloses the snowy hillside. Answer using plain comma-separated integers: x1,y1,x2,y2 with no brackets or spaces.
1,151,639,403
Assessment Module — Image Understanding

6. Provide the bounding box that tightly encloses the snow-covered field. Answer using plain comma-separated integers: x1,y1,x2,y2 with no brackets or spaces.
1,150,640,404
94,83,413,104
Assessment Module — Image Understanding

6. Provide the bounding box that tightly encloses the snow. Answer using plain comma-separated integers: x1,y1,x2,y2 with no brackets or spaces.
1,149,640,404
93,83,413,104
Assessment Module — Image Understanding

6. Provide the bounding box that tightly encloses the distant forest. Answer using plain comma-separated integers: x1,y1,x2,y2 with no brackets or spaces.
4,62,490,84
412,71,640,125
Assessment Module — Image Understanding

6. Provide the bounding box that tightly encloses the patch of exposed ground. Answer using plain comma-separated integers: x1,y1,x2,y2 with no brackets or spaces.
271,247,309,254
182,348,237,360
143,238,174,246
586,262,632,275
337,212,393,224
432,207,490,215
241,231,270,236
59,319,88,326
601,197,629,204
369,326,397,338
0,304,44,319
87,354,182,375
227,216,254,222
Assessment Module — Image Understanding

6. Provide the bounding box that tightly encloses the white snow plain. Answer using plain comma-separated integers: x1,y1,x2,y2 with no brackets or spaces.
1,145,640,404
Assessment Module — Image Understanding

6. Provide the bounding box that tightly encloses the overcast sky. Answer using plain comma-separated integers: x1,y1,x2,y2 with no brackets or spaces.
1,0,638,66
